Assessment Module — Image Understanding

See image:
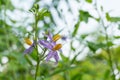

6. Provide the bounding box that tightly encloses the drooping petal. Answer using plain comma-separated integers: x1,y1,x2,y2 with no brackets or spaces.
46,51,54,62
24,45,34,54
53,51,59,63
39,40,53,50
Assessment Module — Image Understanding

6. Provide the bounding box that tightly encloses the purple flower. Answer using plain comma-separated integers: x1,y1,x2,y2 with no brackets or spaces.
39,32,62,63
24,43,35,54
24,38,35,54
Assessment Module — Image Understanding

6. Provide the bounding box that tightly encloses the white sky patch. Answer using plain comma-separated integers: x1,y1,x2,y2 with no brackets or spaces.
78,18,99,35
68,0,80,16
61,39,71,57
98,0,120,16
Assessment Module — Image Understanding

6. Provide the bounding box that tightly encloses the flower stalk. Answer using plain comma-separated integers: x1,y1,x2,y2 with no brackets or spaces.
34,9,40,80
33,4,41,80
24,4,62,80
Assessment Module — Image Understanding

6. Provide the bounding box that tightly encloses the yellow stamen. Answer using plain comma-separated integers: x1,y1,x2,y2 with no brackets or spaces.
53,34,61,42
52,44,62,51
25,38,32,45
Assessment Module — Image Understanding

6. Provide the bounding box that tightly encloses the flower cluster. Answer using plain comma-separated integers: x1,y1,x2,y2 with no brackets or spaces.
24,32,64,63
39,32,62,63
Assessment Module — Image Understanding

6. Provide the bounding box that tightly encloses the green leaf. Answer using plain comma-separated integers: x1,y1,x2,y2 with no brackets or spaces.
81,34,88,39
30,49,37,61
95,18,100,22
0,0,14,10
106,13,120,22
60,53,69,62
103,70,110,80
87,41,98,52
86,0,92,3
107,41,113,47
34,4,39,10
79,10,92,23
106,13,111,21
87,41,106,52
70,41,76,51
72,21,80,37
112,46,120,62
114,36,120,39
38,8,50,20
24,55,33,66
29,4,39,13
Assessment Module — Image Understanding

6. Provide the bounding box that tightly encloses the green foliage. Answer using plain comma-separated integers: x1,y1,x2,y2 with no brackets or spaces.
114,35,120,39
106,13,120,22
86,0,92,3
112,46,120,61
87,41,106,53
72,10,93,37
79,10,92,23
0,0,14,10
72,21,80,37
38,8,51,20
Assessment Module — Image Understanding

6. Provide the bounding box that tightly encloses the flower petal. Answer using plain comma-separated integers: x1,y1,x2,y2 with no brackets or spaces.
53,51,59,63
39,40,53,49
24,45,34,54
46,51,54,61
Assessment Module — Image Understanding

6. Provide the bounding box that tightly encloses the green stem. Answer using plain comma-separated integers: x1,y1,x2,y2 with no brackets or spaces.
35,48,47,80
34,13,39,80
94,1,116,79
103,26,115,80
34,12,47,80
35,58,40,80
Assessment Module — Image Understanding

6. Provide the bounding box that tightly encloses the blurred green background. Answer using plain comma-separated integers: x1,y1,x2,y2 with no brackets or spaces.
0,0,120,80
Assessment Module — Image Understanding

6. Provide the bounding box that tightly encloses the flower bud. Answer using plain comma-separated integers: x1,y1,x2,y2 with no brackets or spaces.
34,4,39,10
